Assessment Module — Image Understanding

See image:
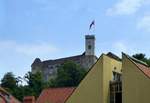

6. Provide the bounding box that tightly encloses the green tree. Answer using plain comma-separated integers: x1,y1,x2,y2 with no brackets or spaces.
0,71,47,101
0,72,24,100
132,53,150,66
133,53,146,60
50,61,87,87
24,71,46,98
1,72,18,92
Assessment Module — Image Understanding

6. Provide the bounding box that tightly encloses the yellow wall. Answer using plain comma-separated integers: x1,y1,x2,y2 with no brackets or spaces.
66,54,103,103
66,54,122,103
122,54,150,103
102,55,122,103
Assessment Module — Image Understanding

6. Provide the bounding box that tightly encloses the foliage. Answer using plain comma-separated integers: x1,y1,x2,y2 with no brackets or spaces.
2,53,150,101
0,61,87,101
0,72,23,100
24,71,46,97
132,53,150,66
49,61,87,87
0,71,46,101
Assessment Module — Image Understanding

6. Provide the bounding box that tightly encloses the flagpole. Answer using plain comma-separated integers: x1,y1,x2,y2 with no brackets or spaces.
93,20,95,35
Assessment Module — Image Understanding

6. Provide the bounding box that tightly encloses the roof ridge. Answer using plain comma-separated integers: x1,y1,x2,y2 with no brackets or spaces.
43,53,85,63
122,52,148,67
106,52,122,61
122,53,150,79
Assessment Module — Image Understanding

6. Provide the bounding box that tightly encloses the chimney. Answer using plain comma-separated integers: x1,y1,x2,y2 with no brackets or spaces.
23,96,35,103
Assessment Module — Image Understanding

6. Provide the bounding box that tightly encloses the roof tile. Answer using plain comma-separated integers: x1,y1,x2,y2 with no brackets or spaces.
135,63,150,78
36,87,75,103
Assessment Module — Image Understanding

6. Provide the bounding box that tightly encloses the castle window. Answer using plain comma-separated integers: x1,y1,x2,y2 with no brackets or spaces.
88,45,92,49
50,66,53,69
89,59,91,63
49,69,53,74
56,65,59,68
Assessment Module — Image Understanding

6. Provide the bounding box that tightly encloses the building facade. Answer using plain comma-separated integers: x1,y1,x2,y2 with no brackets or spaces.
122,53,150,103
31,35,97,81
65,52,122,103
65,53,150,103
31,52,150,103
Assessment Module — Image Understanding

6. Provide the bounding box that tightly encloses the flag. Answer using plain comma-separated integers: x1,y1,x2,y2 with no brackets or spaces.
89,20,95,30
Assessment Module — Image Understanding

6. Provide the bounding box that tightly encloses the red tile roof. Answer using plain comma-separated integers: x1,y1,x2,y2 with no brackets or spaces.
135,62,150,78
10,95,21,103
23,96,35,103
123,53,150,79
0,87,21,103
36,87,75,103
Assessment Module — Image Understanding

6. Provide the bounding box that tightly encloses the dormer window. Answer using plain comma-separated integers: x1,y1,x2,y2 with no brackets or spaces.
113,72,121,81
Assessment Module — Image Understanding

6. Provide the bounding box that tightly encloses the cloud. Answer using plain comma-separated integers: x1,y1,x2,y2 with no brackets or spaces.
137,15,150,32
106,0,146,16
0,40,60,80
0,40,59,56
112,42,127,56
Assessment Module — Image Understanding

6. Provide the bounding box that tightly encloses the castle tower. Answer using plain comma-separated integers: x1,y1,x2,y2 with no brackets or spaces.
85,35,95,56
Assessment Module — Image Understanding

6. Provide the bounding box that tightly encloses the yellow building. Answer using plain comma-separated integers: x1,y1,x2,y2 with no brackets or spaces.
66,52,122,103
122,53,150,103
65,52,150,103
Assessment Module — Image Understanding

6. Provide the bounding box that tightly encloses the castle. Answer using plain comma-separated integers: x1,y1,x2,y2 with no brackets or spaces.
31,35,97,81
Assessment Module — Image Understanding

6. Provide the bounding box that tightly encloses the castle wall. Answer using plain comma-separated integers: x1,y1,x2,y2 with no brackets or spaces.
31,35,97,81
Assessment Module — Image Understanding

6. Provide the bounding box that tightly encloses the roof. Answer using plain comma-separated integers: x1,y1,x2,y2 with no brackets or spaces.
43,54,84,66
32,52,97,68
31,58,42,67
23,96,35,103
0,87,9,95
0,87,21,103
136,63,150,78
107,52,122,61
123,53,150,79
36,87,75,103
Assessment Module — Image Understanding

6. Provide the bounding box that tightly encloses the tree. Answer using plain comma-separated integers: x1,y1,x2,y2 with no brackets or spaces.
24,71,46,98
0,71,47,101
1,72,18,92
133,53,146,61
0,72,24,100
132,53,150,66
0,62,87,101
50,61,87,87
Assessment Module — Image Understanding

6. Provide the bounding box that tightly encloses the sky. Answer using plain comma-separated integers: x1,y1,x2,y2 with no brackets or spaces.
0,0,150,79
